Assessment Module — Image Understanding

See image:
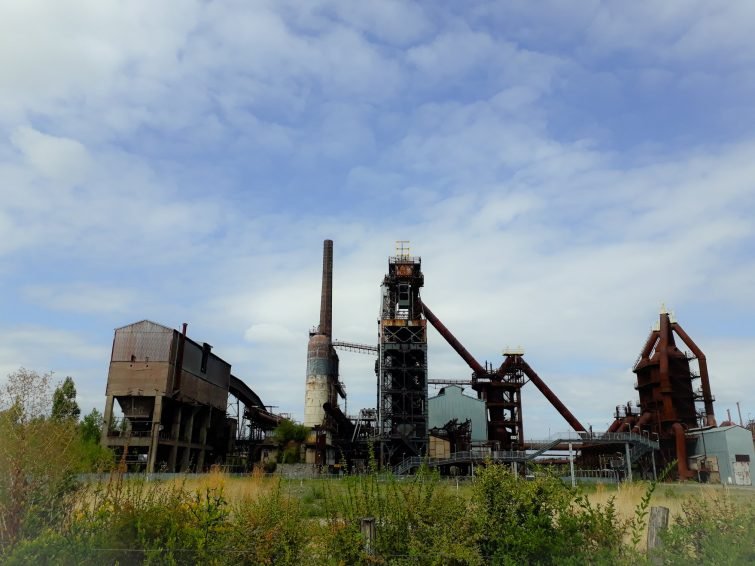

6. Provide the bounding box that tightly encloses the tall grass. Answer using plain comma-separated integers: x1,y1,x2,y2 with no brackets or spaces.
2,465,753,565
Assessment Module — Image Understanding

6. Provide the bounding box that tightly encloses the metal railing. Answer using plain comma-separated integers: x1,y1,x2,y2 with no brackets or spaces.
392,431,659,474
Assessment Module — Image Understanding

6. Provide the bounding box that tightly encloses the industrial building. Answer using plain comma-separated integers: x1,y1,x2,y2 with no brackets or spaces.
606,309,717,479
302,239,740,481
428,385,487,443
427,385,486,459
686,425,753,485
101,320,279,472
377,243,429,465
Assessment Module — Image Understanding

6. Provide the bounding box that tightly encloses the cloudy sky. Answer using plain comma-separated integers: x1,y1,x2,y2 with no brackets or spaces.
1,0,754,436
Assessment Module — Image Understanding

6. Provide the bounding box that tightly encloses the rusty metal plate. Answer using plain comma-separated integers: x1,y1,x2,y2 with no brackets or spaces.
396,265,414,277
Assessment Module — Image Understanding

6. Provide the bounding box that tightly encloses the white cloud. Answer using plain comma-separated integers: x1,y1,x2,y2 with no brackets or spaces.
11,126,92,184
187,134,755,430
0,0,753,437
23,283,139,315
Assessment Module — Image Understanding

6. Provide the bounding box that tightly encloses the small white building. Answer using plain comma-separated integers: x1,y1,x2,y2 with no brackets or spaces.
686,425,753,486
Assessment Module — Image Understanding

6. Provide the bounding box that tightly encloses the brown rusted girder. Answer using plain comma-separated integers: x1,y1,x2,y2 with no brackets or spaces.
519,358,587,433
421,300,586,432
319,240,333,337
419,300,486,375
671,322,716,425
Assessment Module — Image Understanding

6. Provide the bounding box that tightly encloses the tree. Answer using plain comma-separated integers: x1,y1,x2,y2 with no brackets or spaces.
272,419,309,444
0,369,79,546
271,420,310,464
79,408,103,444
51,376,80,421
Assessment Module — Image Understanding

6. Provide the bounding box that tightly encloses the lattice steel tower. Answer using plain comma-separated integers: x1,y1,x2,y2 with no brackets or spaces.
377,242,427,465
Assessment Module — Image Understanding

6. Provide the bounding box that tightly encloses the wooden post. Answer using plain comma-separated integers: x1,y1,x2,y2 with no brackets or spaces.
647,505,669,560
360,517,376,555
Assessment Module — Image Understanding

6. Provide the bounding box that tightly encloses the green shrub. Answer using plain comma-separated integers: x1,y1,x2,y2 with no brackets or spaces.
5,475,230,565
281,443,300,464
658,494,755,565
223,480,305,565
316,465,483,564
472,463,626,564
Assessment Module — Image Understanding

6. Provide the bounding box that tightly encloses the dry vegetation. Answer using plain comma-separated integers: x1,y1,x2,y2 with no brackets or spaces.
3,465,755,564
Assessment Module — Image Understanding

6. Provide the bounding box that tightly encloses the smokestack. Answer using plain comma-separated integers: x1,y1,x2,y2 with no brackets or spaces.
319,239,333,337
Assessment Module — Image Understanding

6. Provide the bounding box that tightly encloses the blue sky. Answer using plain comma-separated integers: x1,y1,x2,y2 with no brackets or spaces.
1,1,754,435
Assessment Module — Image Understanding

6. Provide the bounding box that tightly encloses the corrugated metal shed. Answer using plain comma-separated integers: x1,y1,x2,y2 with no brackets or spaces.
429,385,487,442
687,425,754,486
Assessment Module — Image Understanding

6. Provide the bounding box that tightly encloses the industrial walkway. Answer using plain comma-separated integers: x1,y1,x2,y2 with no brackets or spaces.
393,431,659,475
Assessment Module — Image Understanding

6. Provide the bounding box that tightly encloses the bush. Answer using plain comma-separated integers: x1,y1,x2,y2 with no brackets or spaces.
224,481,305,565
316,464,483,564
1,475,231,564
658,494,755,565
0,369,87,547
472,463,626,564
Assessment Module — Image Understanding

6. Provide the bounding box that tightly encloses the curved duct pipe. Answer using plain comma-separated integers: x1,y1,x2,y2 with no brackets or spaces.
607,419,623,433
672,422,692,479
323,402,354,435
671,323,716,426
618,421,631,433
631,411,653,434
636,330,660,367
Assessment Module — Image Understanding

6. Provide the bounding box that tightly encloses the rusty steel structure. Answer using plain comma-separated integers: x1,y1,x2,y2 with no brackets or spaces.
101,321,279,472
377,243,428,465
608,310,716,479
322,243,723,480
420,300,586,450
471,355,526,449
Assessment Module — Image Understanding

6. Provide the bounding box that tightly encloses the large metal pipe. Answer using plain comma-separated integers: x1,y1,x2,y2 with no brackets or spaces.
659,314,671,418
638,330,659,363
672,422,693,479
323,402,355,435
631,411,653,433
520,359,587,433
671,322,716,426
420,300,486,376
319,240,334,338
607,418,623,433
